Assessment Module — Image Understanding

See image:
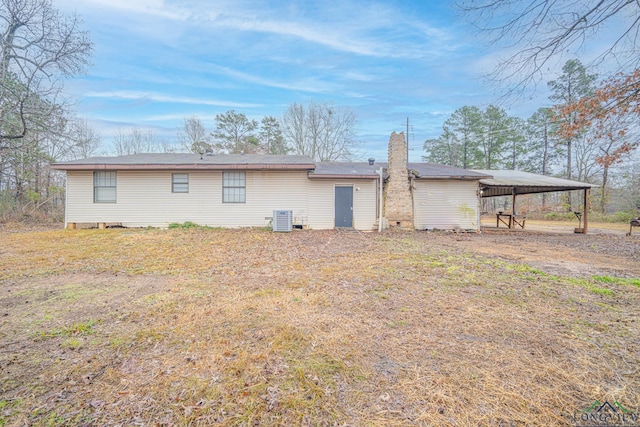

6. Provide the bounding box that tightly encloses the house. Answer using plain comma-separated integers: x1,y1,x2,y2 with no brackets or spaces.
50,132,491,231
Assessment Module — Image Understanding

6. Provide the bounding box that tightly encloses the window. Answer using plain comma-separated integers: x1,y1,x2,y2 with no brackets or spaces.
172,173,189,193
94,171,116,203
223,171,245,203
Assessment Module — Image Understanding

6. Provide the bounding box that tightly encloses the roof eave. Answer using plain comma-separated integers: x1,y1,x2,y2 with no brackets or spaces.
308,173,380,179
416,175,488,180
50,163,317,171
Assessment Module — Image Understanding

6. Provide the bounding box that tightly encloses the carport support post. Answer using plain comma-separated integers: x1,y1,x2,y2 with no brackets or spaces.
583,188,589,234
512,191,517,228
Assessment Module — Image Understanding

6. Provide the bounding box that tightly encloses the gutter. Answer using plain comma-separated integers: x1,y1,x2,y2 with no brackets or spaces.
308,173,380,179
415,176,490,180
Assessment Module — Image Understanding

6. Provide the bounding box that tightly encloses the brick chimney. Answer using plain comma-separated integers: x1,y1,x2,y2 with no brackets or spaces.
384,132,413,228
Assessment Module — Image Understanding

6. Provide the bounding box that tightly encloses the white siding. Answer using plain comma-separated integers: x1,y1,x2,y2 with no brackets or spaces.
66,170,309,228
413,180,480,231
308,179,378,230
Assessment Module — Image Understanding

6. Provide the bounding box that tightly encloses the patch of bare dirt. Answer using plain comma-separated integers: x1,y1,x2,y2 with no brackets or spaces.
442,229,640,279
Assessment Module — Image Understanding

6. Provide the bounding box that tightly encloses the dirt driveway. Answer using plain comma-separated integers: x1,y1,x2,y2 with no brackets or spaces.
451,224,640,279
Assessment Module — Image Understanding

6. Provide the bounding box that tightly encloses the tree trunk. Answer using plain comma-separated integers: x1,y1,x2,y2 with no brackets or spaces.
600,165,608,215
566,137,573,211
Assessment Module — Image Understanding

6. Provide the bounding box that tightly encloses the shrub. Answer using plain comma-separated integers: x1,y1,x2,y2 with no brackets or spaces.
168,221,211,229
543,212,577,221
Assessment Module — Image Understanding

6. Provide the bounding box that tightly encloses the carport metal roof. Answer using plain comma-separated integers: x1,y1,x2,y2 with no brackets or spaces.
472,170,596,234
473,170,596,198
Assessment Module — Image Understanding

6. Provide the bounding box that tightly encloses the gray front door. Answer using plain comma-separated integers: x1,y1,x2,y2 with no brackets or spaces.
335,186,353,228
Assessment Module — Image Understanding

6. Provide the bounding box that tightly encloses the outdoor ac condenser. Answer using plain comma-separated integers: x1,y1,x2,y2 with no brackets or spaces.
272,210,293,232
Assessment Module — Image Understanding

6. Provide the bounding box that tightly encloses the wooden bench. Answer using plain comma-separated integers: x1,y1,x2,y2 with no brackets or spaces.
496,212,526,229
512,215,526,229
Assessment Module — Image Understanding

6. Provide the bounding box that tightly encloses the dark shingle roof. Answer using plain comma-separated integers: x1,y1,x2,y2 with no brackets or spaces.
51,153,316,170
409,163,492,179
51,153,491,181
309,162,384,178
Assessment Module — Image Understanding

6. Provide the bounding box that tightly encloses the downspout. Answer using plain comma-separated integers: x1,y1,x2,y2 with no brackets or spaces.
63,172,68,229
378,167,384,232
477,183,482,233
409,173,415,230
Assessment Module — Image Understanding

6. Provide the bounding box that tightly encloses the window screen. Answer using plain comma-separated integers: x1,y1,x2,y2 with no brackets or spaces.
94,171,116,203
223,171,246,203
172,173,189,193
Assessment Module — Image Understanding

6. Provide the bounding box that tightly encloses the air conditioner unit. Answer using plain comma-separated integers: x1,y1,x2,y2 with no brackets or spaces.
273,210,293,232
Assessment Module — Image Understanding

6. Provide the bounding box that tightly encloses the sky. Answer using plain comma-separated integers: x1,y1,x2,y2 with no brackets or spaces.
54,0,554,161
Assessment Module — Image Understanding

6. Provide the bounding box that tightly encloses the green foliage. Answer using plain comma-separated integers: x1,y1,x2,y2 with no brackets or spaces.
424,105,524,170
424,106,483,168
37,320,97,339
543,212,578,221
524,108,562,174
548,60,597,105
585,285,615,296
543,211,634,223
612,211,633,223
259,116,287,154
593,276,640,288
211,110,259,154
168,221,211,229
26,190,41,202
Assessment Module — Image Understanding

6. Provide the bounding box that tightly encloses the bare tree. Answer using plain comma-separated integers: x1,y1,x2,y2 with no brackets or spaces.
69,119,101,159
281,101,357,161
112,129,158,156
178,116,210,153
0,0,92,147
456,0,640,93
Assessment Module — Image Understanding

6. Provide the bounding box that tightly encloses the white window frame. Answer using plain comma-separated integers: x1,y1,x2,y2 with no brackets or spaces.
223,171,246,203
172,173,189,193
93,171,116,203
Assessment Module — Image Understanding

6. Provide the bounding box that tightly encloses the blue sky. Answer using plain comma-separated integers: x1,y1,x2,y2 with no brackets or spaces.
55,0,553,161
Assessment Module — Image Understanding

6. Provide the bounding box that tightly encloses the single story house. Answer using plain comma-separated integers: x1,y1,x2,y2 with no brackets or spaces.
50,133,492,231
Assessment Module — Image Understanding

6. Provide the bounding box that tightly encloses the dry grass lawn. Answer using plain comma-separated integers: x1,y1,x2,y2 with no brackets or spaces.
0,226,639,426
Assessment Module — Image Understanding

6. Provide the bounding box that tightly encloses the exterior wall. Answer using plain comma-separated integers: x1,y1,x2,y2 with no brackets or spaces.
66,170,309,228
307,179,378,230
413,179,481,231
384,132,413,227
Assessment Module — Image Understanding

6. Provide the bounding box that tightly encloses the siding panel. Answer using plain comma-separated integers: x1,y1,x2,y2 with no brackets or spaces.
308,179,378,230
66,170,310,228
413,180,480,231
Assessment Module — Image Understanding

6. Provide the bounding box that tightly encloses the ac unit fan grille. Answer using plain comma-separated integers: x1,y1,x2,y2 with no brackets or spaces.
273,210,293,232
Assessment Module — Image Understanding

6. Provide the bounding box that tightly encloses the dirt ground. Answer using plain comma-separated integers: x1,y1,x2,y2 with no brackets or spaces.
0,223,639,426
463,221,640,279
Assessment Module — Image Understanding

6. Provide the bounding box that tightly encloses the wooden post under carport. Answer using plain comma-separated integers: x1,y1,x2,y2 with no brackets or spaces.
583,188,589,234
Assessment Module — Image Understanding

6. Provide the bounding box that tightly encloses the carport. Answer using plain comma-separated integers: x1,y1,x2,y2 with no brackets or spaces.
473,170,597,234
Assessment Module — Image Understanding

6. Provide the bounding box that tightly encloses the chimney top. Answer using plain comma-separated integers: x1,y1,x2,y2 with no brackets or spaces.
368,158,375,166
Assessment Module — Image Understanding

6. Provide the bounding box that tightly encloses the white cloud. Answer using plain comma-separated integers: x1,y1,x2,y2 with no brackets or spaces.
143,113,221,122
209,65,339,94
213,16,388,58
85,90,262,108
57,0,190,20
